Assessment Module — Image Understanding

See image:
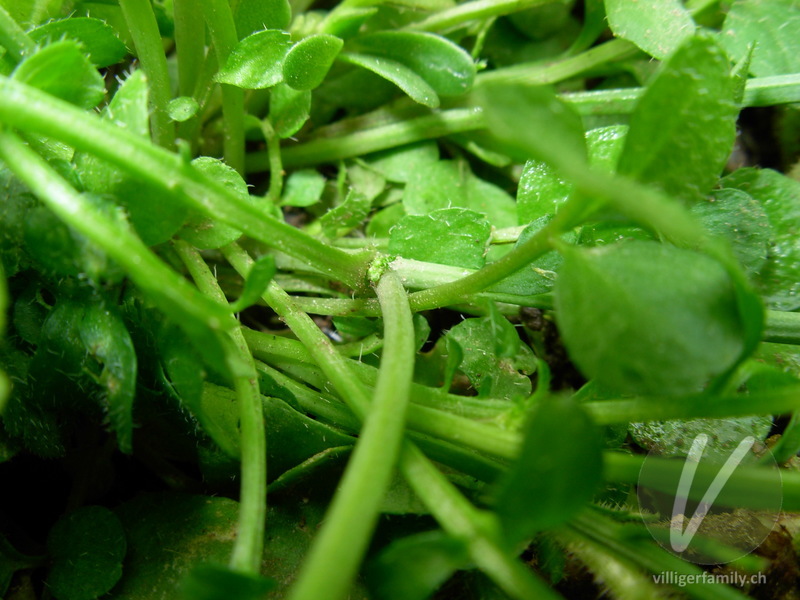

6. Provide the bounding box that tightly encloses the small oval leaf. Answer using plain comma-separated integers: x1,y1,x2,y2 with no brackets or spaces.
283,33,343,91
215,29,292,89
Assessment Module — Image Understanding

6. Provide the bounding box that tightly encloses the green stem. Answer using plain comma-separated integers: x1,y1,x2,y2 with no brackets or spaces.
200,0,246,174
604,452,800,511
261,119,283,202
0,5,35,63
0,130,231,331
173,0,206,147
584,385,800,425
565,73,800,116
476,39,639,87
763,310,800,345
286,272,415,600
402,0,554,32
0,77,371,289
248,108,484,171
405,215,561,311
225,244,549,597
173,240,266,575
118,0,176,149
400,442,562,600
255,76,800,170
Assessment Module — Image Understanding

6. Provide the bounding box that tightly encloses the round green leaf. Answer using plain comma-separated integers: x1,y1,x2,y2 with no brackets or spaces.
351,31,476,97
554,241,746,395
178,157,253,249
168,96,199,122
690,188,771,278
389,208,491,270
46,506,126,600
283,33,343,91
215,29,292,89
12,40,105,109
29,17,127,68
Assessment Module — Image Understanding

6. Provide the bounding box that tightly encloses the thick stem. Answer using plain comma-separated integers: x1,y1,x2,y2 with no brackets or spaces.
763,310,800,345
174,240,266,575
286,272,415,600
248,108,484,171
173,0,206,148
119,0,176,149
200,0,246,174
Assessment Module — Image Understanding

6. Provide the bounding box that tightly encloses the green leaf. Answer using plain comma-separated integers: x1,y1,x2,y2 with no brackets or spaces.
719,0,800,77
365,531,469,600
180,564,276,600
215,29,292,89
280,168,326,207
443,315,536,398
629,415,773,462
105,70,149,136
28,17,127,67
517,125,626,225
77,71,188,246
338,52,440,108
616,34,738,203
112,494,240,599
722,167,800,310
46,506,126,600
12,39,105,109
366,142,439,183
554,241,747,395
689,188,771,278
494,396,602,543
475,82,587,168
604,0,695,59
402,160,516,227
350,31,476,97
283,33,343,91
233,0,291,39
388,207,491,270
79,300,137,453
178,157,253,249
270,83,312,138
168,96,199,122
230,255,276,313
318,188,372,237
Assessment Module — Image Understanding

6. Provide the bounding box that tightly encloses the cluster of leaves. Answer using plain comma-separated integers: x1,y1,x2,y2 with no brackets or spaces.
1,0,800,599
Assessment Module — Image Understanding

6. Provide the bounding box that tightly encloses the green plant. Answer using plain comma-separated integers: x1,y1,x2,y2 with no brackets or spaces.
1,0,800,598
